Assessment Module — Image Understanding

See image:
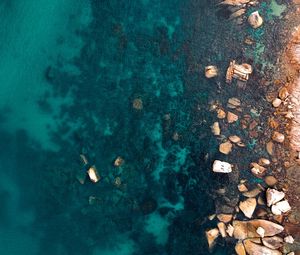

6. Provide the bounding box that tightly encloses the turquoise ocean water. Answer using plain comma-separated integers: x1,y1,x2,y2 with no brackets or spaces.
0,0,285,254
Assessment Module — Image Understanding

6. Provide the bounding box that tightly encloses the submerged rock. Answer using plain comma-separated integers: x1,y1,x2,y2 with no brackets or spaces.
213,160,232,173
243,239,281,255
133,98,143,110
206,228,219,250
271,200,291,215
239,198,256,218
205,65,218,78
87,166,101,183
219,141,233,154
248,11,263,29
211,122,221,136
114,156,124,167
266,188,285,207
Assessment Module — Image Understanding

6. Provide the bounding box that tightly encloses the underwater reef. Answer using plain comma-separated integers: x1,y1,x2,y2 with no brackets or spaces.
0,0,299,254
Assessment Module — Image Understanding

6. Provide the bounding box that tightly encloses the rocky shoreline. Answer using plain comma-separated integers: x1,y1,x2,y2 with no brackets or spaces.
205,0,300,254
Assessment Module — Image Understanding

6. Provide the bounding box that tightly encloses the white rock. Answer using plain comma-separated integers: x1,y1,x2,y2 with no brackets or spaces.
213,160,232,173
271,200,291,215
266,188,285,207
248,11,263,29
256,227,265,237
272,98,282,108
205,66,218,78
226,224,234,237
284,235,294,244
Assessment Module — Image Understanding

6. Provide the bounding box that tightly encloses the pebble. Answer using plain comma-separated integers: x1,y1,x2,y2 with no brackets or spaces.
284,235,294,244
258,158,270,166
271,200,291,215
238,183,248,192
227,97,241,108
250,162,266,177
217,214,233,223
266,141,274,155
279,87,289,100
217,222,227,238
272,98,282,107
272,131,285,143
217,109,226,119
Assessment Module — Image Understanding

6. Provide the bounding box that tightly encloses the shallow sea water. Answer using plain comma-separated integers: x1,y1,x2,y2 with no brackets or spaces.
0,0,286,254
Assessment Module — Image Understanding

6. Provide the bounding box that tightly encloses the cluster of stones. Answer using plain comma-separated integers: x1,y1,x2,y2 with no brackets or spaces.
209,159,294,254
217,0,263,27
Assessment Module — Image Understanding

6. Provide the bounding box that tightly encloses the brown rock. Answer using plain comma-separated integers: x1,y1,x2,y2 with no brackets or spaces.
233,220,284,239
266,141,274,155
217,109,226,119
250,163,267,178
235,242,246,255
279,87,289,100
206,228,219,250
242,188,261,198
264,176,278,186
219,141,233,155
256,208,268,217
238,183,248,192
217,222,227,237
229,135,241,143
205,66,218,78
262,236,283,250
258,158,271,166
226,224,234,237
243,239,282,255
239,198,257,218
272,131,285,143
217,214,233,223
227,112,239,123
228,97,241,108
249,120,258,130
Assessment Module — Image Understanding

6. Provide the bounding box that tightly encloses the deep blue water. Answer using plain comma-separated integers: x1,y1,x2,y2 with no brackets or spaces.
0,0,287,254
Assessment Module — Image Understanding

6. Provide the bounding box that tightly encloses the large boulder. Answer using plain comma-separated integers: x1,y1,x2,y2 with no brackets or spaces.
243,239,282,255
233,220,284,240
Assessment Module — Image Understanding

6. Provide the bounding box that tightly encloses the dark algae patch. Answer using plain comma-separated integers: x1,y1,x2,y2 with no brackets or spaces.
0,0,296,254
